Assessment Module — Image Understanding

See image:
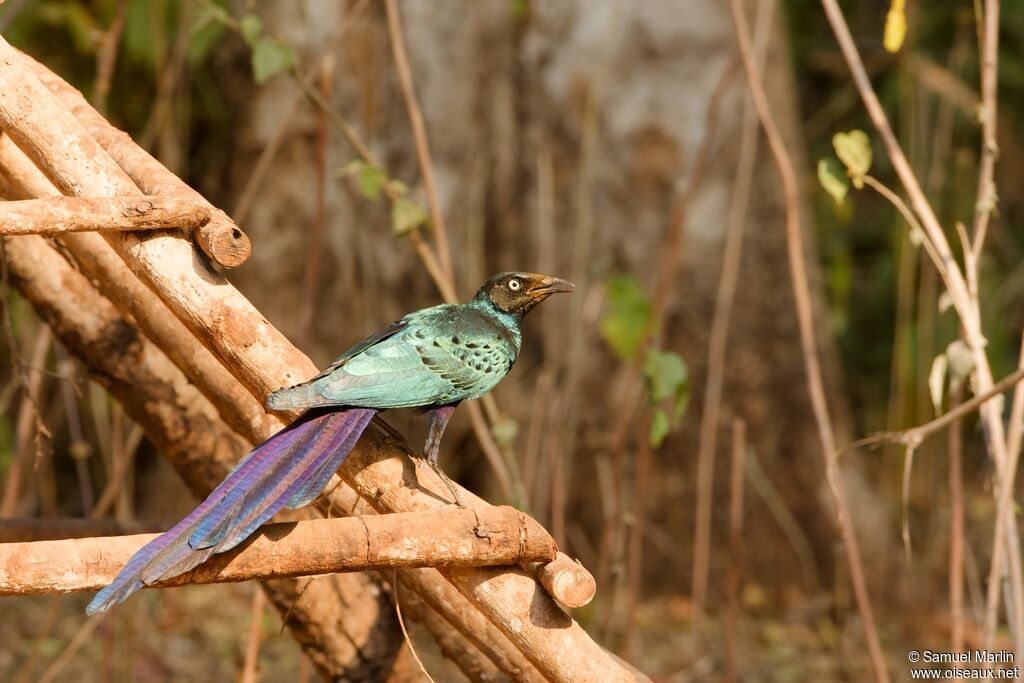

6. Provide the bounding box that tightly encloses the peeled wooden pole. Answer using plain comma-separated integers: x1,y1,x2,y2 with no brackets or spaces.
0,42,627,681
395,586,509,683
0,195,210,235
531,551,597,609
0,507,557,596
0,136,276,446
398,568,546,683
0,134,547,683
0,41,312,397
2,59,250,267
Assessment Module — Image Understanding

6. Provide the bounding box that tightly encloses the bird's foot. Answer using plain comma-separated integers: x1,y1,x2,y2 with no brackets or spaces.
425,458,467,508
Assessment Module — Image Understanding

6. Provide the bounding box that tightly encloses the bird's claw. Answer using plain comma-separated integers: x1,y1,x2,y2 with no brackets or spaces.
424,457,467,507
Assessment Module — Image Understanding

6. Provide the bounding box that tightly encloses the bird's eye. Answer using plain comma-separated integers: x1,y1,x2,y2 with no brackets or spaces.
507,278,521,291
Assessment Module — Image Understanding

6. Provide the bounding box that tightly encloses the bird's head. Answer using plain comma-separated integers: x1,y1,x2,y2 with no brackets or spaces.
476,272,575,317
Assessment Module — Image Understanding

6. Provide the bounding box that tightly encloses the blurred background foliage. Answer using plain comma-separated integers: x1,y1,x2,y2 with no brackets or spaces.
1,0,1023,680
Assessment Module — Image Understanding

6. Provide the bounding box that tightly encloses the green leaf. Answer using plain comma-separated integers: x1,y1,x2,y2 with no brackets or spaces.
239,14,262,46
817,158,849,205
340,160,388,201
644,348,690,428
358,164,387,202
491,417,519,446
644,349,688,404
599,275,651,360
251,37,296,84
392,198,429,235
832,130,872,188
650,409,670,447
945,340,975,382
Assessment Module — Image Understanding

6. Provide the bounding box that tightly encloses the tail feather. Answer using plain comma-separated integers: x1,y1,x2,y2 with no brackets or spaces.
188,418,341,551
286,410,373,510
217,409,374,550
85,408,375,615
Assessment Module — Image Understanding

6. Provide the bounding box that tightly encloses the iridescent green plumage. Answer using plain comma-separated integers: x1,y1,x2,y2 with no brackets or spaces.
267,299,523,410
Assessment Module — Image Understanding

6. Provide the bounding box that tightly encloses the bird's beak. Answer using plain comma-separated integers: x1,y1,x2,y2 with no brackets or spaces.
528,276,576,297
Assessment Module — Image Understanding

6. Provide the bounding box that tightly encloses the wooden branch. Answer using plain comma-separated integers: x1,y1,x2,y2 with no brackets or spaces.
3,53,250,268
0,41,631,681
442,563,630,683
0,234,406,681
0,507,556,596
0,131,542,682
531,551,596,609
0,195,209,235
846,366,1024,452
0,136,276,444
0,39,312,398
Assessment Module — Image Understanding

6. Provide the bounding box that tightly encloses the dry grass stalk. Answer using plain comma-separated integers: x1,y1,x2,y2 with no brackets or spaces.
727,1,891,681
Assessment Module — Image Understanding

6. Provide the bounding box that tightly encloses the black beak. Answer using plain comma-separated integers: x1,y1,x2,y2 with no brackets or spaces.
528,276,576,296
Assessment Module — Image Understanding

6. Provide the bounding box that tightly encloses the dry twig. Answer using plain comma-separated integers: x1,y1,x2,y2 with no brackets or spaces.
727,1,890,680
692,0,772,611
384,0,455,284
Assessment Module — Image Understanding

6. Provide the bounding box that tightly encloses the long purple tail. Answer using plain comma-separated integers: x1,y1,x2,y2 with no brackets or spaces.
86,408,375,614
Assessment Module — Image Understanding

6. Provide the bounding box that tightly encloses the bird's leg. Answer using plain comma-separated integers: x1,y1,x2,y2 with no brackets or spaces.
422,403,465,507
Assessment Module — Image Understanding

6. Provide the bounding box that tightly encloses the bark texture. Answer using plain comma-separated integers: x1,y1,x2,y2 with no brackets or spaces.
0,195,209,235
1,507,556,595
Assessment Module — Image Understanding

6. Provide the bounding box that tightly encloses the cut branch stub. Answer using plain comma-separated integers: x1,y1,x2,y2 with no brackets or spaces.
531,551,597,609
0,195,210,235
0,506,556,596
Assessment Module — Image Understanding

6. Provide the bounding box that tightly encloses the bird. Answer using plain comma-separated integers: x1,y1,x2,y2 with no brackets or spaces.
85,271,574,614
